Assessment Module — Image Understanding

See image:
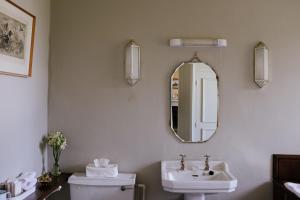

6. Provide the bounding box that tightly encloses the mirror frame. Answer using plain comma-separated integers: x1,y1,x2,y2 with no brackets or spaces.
169,60,220,143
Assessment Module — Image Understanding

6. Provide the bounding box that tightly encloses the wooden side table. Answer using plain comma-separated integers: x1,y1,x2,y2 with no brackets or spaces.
25,173,71,200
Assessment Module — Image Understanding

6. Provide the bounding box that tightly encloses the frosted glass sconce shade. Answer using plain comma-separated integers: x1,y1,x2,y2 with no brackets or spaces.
169,38,227,47
125,40,141,86
254,42,269,88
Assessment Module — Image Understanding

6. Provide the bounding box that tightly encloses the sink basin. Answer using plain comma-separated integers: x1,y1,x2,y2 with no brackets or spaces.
161,160,237,200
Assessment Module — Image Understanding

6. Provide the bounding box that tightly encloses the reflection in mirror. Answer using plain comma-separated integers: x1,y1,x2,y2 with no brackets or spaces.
170,61,218,143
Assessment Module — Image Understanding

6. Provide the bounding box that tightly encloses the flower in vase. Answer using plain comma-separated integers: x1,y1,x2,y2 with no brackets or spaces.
47,131,67,176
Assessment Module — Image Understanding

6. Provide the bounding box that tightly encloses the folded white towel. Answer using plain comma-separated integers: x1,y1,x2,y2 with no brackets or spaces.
4,179,22,197
21,178,37,191
17,172,37,191
284,182,300,198
18,172,36,182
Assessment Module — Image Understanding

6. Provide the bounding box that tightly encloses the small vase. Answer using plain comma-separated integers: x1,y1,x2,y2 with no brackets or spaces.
52,162,61,176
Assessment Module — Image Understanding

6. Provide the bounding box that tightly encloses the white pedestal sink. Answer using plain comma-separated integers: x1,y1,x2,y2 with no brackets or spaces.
161,160,237,200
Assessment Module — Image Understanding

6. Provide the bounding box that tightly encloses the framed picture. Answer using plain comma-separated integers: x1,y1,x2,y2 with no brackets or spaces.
0,0,36,77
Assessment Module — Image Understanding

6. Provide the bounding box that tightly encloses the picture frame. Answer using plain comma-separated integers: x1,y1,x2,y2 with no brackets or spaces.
0,0,36,77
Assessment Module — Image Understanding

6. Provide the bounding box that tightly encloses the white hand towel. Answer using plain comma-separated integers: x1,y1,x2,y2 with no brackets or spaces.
17,172,37,191
284,182,300,198
18,172,36,183
21,178,37,191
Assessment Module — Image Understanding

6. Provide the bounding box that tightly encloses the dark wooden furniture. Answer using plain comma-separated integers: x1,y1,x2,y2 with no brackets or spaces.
273,154,300,200
25,173,71,200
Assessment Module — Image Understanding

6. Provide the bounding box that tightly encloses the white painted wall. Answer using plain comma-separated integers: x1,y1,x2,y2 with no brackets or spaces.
0,0,50,181
49,0,300,199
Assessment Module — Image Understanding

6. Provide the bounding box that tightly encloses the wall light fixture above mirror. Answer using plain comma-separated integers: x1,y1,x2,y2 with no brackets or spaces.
125,40,141,86
169,38,227,48
170,55,219,143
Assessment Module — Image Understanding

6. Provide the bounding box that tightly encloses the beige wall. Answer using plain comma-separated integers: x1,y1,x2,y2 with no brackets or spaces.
49,0,300,199
0,0,50,181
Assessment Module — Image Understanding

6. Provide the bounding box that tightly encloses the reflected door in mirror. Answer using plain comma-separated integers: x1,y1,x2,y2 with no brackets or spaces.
171,62,218,143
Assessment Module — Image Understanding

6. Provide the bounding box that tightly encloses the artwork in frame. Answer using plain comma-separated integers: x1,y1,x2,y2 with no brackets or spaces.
0,0,35,77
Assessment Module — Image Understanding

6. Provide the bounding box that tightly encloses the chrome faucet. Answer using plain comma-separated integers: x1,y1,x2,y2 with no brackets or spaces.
204,154,210,171
179,154,186,171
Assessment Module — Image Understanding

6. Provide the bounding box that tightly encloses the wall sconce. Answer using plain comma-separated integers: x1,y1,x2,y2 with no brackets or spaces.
254,42,269,88
125,40,141,86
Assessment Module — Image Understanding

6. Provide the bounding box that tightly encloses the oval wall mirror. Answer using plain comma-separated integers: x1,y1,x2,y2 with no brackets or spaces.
170,58,219,143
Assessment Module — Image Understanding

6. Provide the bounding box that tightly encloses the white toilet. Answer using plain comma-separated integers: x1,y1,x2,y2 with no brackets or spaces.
68,173,136,200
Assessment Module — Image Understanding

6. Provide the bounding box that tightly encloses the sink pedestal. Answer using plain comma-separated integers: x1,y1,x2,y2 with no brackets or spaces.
184,193,205,200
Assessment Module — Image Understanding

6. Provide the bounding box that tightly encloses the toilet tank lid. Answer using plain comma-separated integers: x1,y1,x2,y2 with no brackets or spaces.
68,173,136,186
